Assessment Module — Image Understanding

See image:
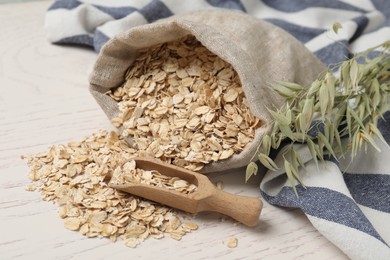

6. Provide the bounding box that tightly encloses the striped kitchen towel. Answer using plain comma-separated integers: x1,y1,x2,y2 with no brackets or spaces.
261,111,390,260
45,1,390,259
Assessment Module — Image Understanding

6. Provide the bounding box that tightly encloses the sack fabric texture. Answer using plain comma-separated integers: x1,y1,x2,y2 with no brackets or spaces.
45,1,390,259
89,9,326,174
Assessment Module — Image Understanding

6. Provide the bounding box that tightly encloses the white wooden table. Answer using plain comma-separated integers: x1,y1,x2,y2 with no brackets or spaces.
0,2,348,259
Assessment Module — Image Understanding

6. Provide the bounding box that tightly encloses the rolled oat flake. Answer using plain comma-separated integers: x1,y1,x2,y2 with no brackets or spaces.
89,9,325,174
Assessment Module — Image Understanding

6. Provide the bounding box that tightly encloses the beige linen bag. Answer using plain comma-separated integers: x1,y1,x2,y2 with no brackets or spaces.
89,9,326,174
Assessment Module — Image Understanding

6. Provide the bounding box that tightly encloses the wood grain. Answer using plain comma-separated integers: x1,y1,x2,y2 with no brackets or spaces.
109,157,262,227
0,2,348,259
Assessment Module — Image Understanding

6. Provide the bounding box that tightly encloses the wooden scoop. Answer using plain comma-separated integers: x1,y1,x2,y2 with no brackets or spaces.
107,157,262,227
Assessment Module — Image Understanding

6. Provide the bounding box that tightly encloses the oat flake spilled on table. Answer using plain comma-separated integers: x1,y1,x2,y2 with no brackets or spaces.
108,35,260,171
24,130,198,248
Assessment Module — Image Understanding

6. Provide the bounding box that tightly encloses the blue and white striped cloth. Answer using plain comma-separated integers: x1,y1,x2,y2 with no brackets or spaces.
45,1,390,259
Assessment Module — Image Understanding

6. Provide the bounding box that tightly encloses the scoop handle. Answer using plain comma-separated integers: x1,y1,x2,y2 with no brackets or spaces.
200,189,262,227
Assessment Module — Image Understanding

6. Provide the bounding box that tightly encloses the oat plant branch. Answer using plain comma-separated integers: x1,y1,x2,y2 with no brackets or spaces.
246,41,390,195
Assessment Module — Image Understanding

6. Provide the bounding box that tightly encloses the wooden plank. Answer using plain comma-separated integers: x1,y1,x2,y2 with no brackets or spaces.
0,2,347,259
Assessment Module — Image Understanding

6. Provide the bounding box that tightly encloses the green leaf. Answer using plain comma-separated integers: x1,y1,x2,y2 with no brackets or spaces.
270,132,280,149
349,107,366,130
318,132,337,159
371,79,381,111
278,81,305,91
340,62,351,92
258,153,278,171
272,84,295,98
290,148,306,177
295,113,303,133
269,110,291,126
286,108,292,123
346,106,353,138
290,148,299,173
350,60,359,89
245,162,258,183
290,162,305,188
308,79,322,97
272,121,280,133
332,22,342,34
315,137,324,161
325,73,336,110
328,121,335,147
295,148,306,170
324,118,330,141
279,124,295,140
381,82,390,93
351,131,361,159
307,138,319,168
301,97,314,131
334,104,347,128
362,94,371,116
293,132,306,142
284,160,298,196
358,100,366,119
361,130,381,152
261,134,271,155
369,123,389,147
319,82,329,118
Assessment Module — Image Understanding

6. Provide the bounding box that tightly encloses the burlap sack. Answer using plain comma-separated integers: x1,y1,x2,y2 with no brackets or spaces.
89,9,326,174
